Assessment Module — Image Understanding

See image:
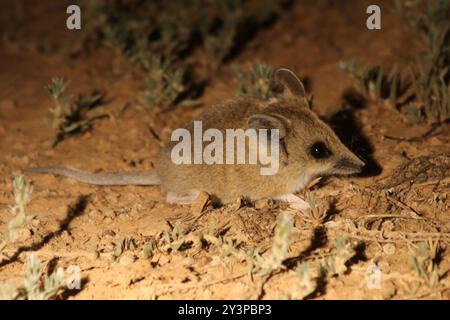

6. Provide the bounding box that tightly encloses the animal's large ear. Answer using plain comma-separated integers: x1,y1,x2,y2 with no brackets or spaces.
247,113,289,139
275,68,306,98
248,113,290,164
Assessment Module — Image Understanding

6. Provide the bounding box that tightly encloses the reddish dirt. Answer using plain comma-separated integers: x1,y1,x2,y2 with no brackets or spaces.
0,0,449,299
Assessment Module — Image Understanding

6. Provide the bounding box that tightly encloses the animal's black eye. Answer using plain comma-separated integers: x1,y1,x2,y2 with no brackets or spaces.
309,142,332,159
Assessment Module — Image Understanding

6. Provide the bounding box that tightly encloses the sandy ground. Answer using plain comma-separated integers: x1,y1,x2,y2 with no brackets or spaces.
0,0,449,299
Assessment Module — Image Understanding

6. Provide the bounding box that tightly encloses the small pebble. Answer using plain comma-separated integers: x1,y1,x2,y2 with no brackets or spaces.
102,229,116,237
383,243,396,255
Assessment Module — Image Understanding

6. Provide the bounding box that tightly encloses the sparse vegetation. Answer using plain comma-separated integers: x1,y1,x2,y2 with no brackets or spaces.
0,178,66,300
141,56,185,109
409,240,446,288
113,236,137,260
290,262,314,299
0,177,34,263
256,212,293,273
396,0,450,122
338,60,409,108
198,0,278,69
151,213,294,277
318,237,355,277
0,253,65,300
158,222,190,252
199,1,243,70
2,0,450,300
340,0,450,123
89,0,279,62
93,2,191,65
81,1,281,110
46,77,104,147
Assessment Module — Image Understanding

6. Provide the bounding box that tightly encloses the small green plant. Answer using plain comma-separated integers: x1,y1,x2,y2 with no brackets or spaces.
232,62,275,99
304,192,328,226
263,213,293,269
199,215,293,276
409,240,446,288
113,236,137,260
1,176,34,262
46,77,104,147
47,77,72,128
318,237,355,277
285,262,315,300
142,56,185,109
249,212,293,275
143,240,156,259
201,230,258,271
0,253,65,300
158,222,190,252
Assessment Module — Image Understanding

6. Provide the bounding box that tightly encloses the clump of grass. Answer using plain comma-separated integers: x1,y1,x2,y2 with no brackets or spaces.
141,56,185,109
143,240,156,259
0,178,65,300
46,77,104,147
135,16,191,66
47,77,71,128
94,0,279,68
199,213,293,276
304,192,328,227
158,222,192,252
199,1,244,70
194,224,258,271
338,60,409,108
0,253,65,300
341,1,450,123
1,177,34,262
395,0,450,123
198,0,278,69
232,62,275,99
84,1,281,110
95,2,191,64
92,3,192,110
112,236,137,260
211,234,253,262
409,240,446,288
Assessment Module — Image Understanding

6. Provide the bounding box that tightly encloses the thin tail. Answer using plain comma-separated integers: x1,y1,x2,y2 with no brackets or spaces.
26,166,160,186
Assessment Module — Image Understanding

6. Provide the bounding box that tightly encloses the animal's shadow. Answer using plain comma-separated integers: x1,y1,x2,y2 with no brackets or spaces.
326,89,382,177
0,195,89,268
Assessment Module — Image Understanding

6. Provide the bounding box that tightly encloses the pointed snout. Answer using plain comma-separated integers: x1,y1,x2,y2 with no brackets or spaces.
334,156,365,175
352,156,366,172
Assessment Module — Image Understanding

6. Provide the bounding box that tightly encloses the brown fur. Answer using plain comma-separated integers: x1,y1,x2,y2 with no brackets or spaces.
156,95,364,204
28,69,364,206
